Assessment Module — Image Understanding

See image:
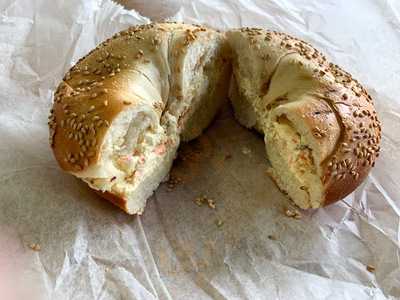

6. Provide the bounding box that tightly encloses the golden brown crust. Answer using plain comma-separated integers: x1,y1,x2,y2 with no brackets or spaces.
51,82,126,172
321,83,380,205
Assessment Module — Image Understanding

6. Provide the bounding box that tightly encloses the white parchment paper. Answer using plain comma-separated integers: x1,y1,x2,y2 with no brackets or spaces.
0,0,399,299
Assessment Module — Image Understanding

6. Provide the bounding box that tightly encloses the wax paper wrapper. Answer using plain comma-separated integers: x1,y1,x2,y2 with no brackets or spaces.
0,0,399,299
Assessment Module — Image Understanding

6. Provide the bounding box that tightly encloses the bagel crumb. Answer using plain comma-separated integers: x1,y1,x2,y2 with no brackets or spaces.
29,243,41,251
194,195,216,208
207,198,216,209
166,175,183,191
195,197,203,206
284,208,301,219
366,265,375,273
242,147,251,155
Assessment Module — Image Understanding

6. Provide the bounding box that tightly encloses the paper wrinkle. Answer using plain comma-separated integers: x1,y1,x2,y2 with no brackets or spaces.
0,0,399,299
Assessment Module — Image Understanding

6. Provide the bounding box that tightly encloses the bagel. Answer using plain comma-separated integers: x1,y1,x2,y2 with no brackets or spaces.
48,23,381,214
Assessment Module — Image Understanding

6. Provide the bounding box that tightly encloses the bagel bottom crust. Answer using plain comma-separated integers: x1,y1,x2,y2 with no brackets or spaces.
94,190,132,214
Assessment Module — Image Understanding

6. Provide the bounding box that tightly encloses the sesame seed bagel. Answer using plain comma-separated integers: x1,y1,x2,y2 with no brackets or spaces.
227,28,381,209
49,23,381,214
49,23,231,214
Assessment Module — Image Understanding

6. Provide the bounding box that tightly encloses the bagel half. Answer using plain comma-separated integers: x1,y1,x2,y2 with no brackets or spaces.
48,23,231,214
227,28,381,209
